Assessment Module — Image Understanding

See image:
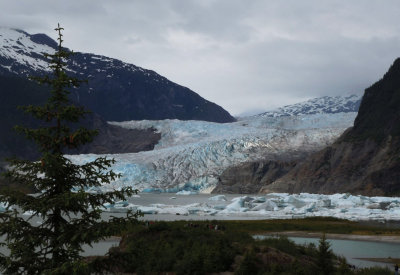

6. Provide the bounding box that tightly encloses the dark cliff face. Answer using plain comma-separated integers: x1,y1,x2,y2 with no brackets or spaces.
260,58,400,196
0,75,160,163
212,160,298,194
345,58,400,143
65,112,161,155
260,138,400,196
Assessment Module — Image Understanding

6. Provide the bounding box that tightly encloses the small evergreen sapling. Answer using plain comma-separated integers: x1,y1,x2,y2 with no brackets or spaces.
317,233,335,275
0,24,139,274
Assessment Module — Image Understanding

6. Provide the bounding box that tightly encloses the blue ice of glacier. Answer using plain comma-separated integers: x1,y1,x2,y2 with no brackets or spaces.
0,202,8,212
67,112,357,193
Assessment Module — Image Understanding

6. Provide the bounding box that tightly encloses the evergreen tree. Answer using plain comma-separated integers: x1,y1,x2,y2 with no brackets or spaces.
317,233,335,275
0,24,139,274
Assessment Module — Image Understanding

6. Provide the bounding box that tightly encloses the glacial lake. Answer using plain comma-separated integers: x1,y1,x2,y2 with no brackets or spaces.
2,192,400,265
255,235,400,268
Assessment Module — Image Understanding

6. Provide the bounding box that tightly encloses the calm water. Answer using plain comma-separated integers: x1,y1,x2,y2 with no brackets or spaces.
255,235,400,268
81,239,120,256
0,235,120,257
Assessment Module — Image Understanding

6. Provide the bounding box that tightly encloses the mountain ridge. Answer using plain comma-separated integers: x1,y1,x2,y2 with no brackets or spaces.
259,58,400,196
255,94,362,118
0,74,161,163
0,27,235,123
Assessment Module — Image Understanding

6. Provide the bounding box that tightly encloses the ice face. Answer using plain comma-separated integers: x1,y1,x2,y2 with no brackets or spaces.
67,112,357,193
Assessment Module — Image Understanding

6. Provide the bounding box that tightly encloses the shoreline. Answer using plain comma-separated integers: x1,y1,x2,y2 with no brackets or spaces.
354,258,400,264
265,231,400,244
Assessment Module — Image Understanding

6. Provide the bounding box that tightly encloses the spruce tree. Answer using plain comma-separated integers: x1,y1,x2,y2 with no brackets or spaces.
0,24,139,274
317,233,335,275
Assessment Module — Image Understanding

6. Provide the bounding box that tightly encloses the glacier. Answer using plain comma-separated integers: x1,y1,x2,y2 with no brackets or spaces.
67,112,357,193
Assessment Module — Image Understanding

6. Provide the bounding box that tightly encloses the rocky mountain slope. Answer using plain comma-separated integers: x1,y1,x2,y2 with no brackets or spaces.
0,75,160,164
256,94,361,118
213,95,362,194
259,58,400,196
212,160,298,194
0,28,235,123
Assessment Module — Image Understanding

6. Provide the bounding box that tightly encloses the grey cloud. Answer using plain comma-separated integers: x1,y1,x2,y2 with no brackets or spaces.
1,0,400,115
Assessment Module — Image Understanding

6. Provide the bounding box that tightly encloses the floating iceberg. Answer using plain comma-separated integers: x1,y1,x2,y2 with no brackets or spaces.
251,200,278,211
97,193,400,221
0,202,8,212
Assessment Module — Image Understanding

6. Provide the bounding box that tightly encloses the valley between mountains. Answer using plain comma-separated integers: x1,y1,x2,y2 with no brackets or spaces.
1,27,399,199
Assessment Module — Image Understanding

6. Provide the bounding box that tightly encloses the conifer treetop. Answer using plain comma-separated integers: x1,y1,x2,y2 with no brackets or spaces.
0,24,140,274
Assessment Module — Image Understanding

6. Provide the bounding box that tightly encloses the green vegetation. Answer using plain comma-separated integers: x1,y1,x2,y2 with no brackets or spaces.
109,222,244,274
193,217,400,236
0,25,139,274
95,221,395,274
114,216,400,237
96,221,320,274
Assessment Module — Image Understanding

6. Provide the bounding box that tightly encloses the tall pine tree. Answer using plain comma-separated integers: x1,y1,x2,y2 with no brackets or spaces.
0,24,139,274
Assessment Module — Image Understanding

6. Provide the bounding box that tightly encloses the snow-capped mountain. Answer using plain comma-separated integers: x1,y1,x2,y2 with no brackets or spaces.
256,94,362,118
0,27,235,123
0,28,56,74
0,28,364,194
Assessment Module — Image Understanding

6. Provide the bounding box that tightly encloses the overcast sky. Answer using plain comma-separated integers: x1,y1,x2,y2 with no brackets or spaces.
1,0,400,116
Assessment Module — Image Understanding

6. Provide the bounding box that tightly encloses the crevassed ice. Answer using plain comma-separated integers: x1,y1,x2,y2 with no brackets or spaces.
67,112,357,193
